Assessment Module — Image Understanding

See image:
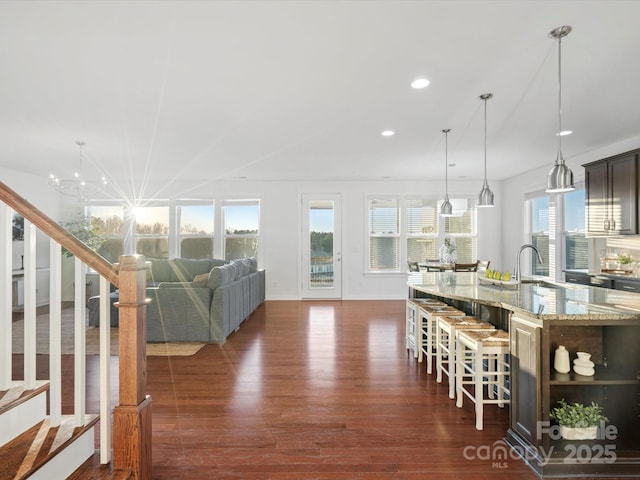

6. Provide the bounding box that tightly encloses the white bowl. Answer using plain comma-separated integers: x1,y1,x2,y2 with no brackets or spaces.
573,365,595,376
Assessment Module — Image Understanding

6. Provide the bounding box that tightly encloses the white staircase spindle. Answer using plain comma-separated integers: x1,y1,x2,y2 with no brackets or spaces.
23,220,36,389
99,275,112,464
74,257,86,426
49,239,62,426
0,204,11,390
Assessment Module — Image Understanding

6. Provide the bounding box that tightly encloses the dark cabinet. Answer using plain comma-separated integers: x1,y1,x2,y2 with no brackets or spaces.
584,152,638,235
509,316,540,445
613,278,640,293
507,314,640,478
564,270,591,286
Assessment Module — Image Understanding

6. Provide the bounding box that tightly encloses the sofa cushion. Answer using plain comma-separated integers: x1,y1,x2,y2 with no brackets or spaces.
170,258,213,282
241,258,252,276
226,261,240,281
148,258,173,284
247,256,258,273
231,259,249,278
207,264,234,290
211,258,228,267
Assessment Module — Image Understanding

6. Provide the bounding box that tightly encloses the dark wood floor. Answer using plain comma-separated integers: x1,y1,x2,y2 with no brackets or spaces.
13,300,630,479
146,300,534,479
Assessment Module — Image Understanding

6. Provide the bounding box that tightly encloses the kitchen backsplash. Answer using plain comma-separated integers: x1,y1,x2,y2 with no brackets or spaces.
603,236,640,274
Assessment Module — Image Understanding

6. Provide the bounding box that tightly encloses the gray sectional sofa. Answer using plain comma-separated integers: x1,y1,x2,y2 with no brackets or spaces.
145,257,265,343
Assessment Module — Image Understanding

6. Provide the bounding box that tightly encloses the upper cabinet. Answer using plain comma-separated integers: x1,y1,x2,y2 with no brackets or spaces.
584,151,638,236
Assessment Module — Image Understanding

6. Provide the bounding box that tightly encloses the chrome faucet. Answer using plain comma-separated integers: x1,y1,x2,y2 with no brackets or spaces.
515,244,543,281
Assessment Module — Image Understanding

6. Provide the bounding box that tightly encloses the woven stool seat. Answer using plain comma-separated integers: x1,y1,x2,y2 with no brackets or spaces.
406,299,449,358
435,316,495,399
418,306,465,373
459,329,509,345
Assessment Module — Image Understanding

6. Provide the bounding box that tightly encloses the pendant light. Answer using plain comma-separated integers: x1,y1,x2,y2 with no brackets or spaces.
440,129,454,217
477,93,495,207
546,25,575,193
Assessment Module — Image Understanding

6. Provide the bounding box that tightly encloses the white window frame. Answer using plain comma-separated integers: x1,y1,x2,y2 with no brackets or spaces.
405,197,439,264
366,196,401,274
559,184,588,276
525,191,552,279
366,195,478,274
442,197,477,264
176,199,215,259
220,198,261,261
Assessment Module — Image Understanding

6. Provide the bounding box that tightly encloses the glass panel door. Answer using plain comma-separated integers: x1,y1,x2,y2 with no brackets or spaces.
302,194,342,299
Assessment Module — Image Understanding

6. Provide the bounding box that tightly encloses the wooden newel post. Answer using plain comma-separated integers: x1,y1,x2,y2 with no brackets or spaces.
113,255,152,479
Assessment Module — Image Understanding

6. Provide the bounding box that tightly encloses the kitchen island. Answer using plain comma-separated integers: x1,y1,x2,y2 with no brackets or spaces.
408,271,640,478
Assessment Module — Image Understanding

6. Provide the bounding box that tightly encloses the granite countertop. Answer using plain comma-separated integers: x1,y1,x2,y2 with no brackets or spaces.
408,271,640,322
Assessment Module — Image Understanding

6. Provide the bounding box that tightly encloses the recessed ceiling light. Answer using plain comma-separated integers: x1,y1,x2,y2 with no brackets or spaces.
557,130,573,136
381,130,395,137
448,163,456,167
411,78,430,89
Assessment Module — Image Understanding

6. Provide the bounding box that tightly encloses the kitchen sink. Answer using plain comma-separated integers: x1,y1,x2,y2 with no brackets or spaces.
520,279,565,289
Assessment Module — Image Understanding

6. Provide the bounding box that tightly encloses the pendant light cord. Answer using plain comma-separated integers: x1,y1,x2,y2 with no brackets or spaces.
557,33,563,164
483,97,488,185
444,129,449,197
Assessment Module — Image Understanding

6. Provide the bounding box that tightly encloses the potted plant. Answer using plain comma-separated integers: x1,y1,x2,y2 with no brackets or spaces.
617,253,634,272
550,399,608,440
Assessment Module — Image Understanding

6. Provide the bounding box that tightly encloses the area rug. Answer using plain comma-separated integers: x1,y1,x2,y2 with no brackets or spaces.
146,342,204,356
11,308,205,357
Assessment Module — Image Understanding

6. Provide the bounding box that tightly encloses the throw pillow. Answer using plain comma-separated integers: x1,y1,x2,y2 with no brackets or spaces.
192,273,209,287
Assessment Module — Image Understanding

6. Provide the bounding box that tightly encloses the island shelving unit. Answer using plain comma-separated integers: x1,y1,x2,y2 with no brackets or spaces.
408,271,640,478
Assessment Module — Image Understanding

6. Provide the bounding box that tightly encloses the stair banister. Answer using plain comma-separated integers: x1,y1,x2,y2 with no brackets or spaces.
0,181,119,286
0,203,11,390
0,180,152,479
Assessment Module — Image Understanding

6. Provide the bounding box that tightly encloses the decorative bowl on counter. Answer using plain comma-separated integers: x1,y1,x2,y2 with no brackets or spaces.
477,272,519,289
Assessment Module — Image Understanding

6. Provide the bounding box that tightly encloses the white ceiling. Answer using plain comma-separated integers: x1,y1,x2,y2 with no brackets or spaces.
2,1,640,201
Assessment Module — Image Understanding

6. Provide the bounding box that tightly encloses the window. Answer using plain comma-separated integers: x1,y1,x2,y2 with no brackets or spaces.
86,204,124,263
530,195,550,276
135,204,169,259
368,197,400,271
444,199,477,263
407,198,438,263
178,202,214,259
563,188,587,270
222,200,260,260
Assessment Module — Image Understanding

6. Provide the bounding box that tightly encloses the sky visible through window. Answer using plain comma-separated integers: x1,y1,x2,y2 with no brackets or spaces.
225,205,259,232
310,208,333,232
565,189,585,231
181,205,214,234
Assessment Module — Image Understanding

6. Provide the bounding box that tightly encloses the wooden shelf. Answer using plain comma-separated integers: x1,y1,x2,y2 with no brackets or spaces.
550,366,640,385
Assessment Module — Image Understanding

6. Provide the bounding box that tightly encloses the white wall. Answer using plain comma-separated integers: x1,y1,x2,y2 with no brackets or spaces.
1,168,59,270
196,178,503,300
3,168,504,301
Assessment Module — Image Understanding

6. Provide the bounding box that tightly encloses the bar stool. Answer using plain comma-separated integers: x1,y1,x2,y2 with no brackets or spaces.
416,304,465,374
435,316,495,398
455,329,510,430
406,298,446,358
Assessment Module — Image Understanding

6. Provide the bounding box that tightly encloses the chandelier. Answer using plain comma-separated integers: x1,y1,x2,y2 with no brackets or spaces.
48,141,109,200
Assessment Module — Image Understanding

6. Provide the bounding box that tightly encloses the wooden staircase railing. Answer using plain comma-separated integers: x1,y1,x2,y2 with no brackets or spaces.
0,181,151,479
